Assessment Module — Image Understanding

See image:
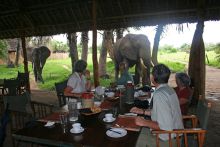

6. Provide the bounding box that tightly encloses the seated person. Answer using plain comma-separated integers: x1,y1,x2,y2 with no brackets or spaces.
117,62,134,85
130,64,183,147
64,60,92,98
174,72,193,115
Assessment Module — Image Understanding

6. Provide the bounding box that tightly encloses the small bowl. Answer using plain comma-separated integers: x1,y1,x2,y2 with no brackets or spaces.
105,92,115,97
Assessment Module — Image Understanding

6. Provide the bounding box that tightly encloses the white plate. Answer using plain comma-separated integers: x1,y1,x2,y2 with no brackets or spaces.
70,127,84,134
103,117,116,123
44,121,55,127
106,128,127,138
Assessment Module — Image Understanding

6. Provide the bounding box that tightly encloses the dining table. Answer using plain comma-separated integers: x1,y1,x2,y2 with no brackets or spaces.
12,97,141,147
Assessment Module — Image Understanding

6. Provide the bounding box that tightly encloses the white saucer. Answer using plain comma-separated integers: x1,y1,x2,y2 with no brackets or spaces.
103,117,116,123
70,127,84,134
106,128,127,138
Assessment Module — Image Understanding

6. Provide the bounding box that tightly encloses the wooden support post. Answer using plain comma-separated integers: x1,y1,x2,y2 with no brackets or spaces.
92,0,99,87
21,37,31,93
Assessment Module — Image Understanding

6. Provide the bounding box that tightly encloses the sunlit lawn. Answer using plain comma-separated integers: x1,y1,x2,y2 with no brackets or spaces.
0,51,219,90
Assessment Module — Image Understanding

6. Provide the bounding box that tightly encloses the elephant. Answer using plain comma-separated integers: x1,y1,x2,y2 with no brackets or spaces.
21,46,51,83
31,46,51,83
113,34,151,86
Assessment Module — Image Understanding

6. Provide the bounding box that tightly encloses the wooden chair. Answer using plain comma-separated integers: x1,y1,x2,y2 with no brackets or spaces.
31,100,54,119
17,71,29,94
8,109,33,147
55,80,68,107
152,129,206,147
3,78,19,96
152,95,211,147
183,95,211,129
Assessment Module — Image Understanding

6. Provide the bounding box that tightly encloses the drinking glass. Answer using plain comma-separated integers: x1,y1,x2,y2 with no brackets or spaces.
59,114,68,126
111,107,118,118
68,102,79,122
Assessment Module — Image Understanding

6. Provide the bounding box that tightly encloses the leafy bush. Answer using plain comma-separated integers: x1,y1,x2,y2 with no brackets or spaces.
178,43,190,52
214,43,220,62
50,40,69,53
159,45,177,53
0,40,8,59
206,43,218,51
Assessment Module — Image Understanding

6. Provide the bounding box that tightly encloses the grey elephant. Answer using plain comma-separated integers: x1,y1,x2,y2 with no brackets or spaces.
113,34,151,85
31,46,51,83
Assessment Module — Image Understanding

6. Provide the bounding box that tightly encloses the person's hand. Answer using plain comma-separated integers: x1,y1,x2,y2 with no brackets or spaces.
84,70,91,79
135,117,147,126
130,107,144,114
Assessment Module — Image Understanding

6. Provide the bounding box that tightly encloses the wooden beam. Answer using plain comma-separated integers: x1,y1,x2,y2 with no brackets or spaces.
21,37,30,93
92,0,99,87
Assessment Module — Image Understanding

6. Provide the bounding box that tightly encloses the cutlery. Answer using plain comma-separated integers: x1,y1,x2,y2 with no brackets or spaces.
108,129,122,135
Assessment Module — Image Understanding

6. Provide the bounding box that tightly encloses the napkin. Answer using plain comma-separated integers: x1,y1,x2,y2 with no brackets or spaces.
113,116,141,132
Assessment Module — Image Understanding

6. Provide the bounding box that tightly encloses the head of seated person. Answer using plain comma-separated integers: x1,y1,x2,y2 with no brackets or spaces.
175,72,191,89
64,60,91,97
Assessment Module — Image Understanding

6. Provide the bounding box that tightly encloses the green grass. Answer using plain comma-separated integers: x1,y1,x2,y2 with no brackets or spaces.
0,51,219,90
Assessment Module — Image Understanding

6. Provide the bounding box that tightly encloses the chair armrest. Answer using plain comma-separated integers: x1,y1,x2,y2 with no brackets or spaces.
152,128,206,147
182,115,198,128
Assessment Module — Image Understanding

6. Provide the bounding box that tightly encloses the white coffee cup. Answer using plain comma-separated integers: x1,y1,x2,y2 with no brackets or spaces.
72,123,82,131
105,113,113,121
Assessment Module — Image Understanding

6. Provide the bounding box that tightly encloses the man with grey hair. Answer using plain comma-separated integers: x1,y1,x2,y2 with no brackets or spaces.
131,64,183,147
64,60,92,97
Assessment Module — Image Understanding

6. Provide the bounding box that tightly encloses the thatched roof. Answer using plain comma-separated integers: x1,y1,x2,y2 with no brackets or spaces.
1,0,220,39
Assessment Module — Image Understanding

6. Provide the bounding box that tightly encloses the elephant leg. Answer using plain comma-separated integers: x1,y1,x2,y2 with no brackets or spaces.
38,68,44,84
115,63,119,81
33,65,38,82
142,60,151,86
134,62,141,85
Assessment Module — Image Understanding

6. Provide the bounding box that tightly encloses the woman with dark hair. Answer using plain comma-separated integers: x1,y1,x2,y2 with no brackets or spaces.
64,60,92,97
174,72,192,115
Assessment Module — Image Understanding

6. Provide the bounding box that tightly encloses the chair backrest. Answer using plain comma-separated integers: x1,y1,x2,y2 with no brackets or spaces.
3,78,19,96
9,110,33,133
3,92,33,114
55,80,68,107
17,71,29,93
0,103,9,146
55,80,68,94
196,96,211,130
31,101,54,119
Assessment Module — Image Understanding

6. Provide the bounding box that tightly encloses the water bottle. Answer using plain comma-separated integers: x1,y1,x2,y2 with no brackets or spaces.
125,81,134,104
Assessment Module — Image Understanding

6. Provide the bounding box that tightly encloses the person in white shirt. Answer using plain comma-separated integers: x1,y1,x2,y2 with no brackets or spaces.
131,64,183,147
64,60,92,98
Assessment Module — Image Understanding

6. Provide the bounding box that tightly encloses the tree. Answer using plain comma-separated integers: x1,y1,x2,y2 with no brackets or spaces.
99,30,113,77
81,31,89,62
152,24,164,65
188,20,205,105
0,40,8,59
15,38,21,66
67,33,78,73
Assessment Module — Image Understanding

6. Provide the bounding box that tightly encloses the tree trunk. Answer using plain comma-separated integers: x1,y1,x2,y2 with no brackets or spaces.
92,0,99,87
21,37,30,92
99,30,113,77
116,29,124,41
81,31,89,62
152,24,164,65
188,20,205,105
67,33,78,73
15,38,20,66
